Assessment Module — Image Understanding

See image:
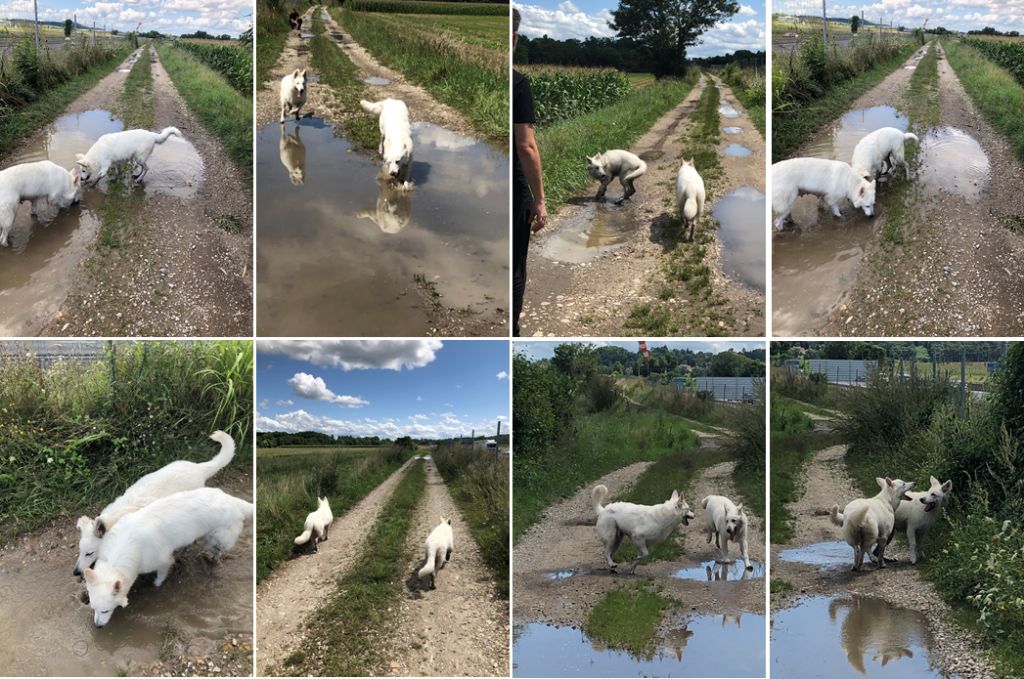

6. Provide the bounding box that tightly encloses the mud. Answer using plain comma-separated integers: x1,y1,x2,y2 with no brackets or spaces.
536,201,638,264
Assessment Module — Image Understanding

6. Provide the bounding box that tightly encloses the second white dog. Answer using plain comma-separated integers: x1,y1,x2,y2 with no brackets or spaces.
676,157,706,242
0,160,81,246
417,516,454,589
889,475,952,565
701,494,752,570
772,157,876,230
586,149,647,204
294,496,333,553
360,98,413,190
75,127,183,184
851,127,919,180
592,484,695,574
830,477,915,571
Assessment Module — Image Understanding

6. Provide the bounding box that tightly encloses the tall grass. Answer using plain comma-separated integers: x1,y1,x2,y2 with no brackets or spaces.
431,442,509,596
173,40,252,94
308,32,379,150
945,39,1024,161
257,0,303,88
719,63,765,135
0,341,253,539
525,69,631,126
726,396,766,517
347,0,509,15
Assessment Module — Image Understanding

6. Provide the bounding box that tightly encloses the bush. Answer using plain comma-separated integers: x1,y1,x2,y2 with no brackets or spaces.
771,398,813,435
0,36,123,109
585,374,620,413
771,366,837,407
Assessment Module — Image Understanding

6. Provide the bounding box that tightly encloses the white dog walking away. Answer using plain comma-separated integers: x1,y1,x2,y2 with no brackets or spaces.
360,98,413,190
294,496,333,553
83,487,253,627
701,494,752,570
280,69,308,123
75,127,183,184
586,149,647,204
0,160,81,246
830,477,915,572
772,157,876,230
592,484,695,574
676,157,706,242
417,516,454,589
74,430,236,575
851,127,919,180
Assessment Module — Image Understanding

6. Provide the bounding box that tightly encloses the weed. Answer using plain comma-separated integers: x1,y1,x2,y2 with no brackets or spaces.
587,583,678,656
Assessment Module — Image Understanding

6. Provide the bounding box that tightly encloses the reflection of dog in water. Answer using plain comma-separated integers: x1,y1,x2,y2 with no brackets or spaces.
279,124,306,186
829,596,922,673
358,181,412,234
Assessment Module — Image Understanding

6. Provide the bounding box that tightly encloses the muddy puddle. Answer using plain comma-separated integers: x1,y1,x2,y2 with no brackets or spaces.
513,614,764,677
538,200,637,264
722,126,742,134
256,118,508,335
713,186,765,292
545,568,582,581
364,76,391,86
779,540,852,568
917,127,989,200
772,595,954,678
673,559,765,581
0,525,253,675
723,143,751,157
718,104,739,119
802,105,909,162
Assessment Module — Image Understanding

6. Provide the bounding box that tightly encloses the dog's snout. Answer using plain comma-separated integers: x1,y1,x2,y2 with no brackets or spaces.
73,567,81,576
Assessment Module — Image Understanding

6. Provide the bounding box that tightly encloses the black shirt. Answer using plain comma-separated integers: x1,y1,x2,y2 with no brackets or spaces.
512,70,535,208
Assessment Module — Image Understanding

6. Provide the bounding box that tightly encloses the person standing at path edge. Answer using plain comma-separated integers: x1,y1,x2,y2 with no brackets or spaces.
512,7,547,337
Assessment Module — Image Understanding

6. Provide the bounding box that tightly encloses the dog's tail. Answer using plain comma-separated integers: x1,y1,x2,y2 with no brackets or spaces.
418,546,438,578
624,160,647,181
683,197,699,221
904,132,919,144
360,99,384,115
154,127,182,144
199,431,236,478
294,528,313,545
701,496,710,509
829,504,845,527
592,484,609,515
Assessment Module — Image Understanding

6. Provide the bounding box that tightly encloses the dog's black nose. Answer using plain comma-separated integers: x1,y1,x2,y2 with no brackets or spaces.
73,568,80,576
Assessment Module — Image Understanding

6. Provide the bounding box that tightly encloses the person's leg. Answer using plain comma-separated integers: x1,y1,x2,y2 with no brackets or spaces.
512,202,532,337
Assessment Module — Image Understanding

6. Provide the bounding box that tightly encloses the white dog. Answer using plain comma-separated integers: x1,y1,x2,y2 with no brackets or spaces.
279,123,306,185
0,160,81,246
357,182,411,234
417,516,454,589
280,69,308,123
851,127,919,180
676,157,706,242
83,487,253,627
586,149,647,204
74,431,235,575
360,98,413,190
293,496,333,553
592,484,695,574
830,477,915,571
886,475,952,565
772,157,876,230
75,127,183,184
701,495,752,570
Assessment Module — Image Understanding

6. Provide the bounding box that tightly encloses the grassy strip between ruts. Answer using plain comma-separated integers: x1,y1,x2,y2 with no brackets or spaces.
283,459,426,676
308,31,379,150
769,429,842,543
0,46,129,163
587,582,679,656
155,42,252,172
773,41,917,161
333,7,507,147
536,74,698,209
119,44,155,130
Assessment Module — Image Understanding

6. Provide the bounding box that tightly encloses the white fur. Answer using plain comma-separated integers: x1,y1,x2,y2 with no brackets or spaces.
280,69,308,123
851,127,919,180
592,484,695,574
293,496,333,552
675,158,706,242
74,431,235,575
75,127,183,184
360,98,413,190
0,160,81,246
830,477,915,572
82,487,253,627
357,182,411,234
586,149,647,204
701,494,751,569
417,516,454,588
772,157,877,230
890,475,952,564
279,123,306,185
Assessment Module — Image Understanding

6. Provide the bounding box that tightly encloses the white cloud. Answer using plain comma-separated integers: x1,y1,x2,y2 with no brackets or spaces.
516,1,616,40
288,372,369,408
259,399,269,409
1,0,253,35
738,4,758,15
416,395,423,401
259,340,443,371
496,370,508,380
276,399,294,407
256,409,505,440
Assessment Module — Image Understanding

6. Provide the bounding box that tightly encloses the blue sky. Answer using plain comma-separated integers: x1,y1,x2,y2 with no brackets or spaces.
0,0,250,36
775,0,1024,34
516,0,766,57
256,340,510,440
515,340,765,360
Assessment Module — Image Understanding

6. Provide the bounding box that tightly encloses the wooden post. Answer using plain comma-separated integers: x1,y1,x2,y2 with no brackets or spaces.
33,0,40,54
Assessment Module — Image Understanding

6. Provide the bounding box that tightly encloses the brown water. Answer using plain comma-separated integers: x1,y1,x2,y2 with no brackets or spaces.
256,118,509,335
714,186,766,292
917,127,989,200
537,201,637,264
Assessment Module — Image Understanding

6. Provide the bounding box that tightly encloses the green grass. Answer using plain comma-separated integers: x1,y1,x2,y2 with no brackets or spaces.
334,7,506,146
256,1,295,88
347,0,509,16
96,164,146,254
587,583,678,656
773,394,837,418
288,460,427,676
536,75,698,208
385,13,507,50
119,45,155,130
308,31,380,150
255,446,407,582
769,428,842,543
155,43,252,172
0,46,129,162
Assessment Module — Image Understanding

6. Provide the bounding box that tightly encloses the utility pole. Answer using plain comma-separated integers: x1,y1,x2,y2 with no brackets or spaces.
32,0,40,54
959,347,966,418
495,420,502,462
822,0,828,44
92,21,96,45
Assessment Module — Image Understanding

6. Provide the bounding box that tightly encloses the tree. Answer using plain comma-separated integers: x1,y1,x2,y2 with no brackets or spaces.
610,0,739,77
64,19,73,37
850,15,859,33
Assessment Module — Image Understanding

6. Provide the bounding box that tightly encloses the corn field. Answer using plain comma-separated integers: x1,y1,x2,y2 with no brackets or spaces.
525,69,632,126
173,39,251,94
962,37,1024,85
348,0,509,16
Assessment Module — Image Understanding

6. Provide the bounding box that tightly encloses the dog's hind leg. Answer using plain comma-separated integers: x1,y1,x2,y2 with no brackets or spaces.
30,199,40,216
628,540,650,575
605,529,624,570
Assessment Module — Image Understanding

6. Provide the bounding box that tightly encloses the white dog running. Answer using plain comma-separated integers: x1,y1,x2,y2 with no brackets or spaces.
280,69,308,123
701,494,752,570
772,157,876,230
360,98,413,190
830,477,915,571
592,484,695,574
74,431,236,575
0,160,81,246
417,516,454,589
75,127,183,184
83,487,253,627
851,127,919,180
293,496,333,553
676,157,706,242
586,149,647,204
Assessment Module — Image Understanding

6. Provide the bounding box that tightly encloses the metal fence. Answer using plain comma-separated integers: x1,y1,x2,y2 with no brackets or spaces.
675,376,763,402
806,359,877,384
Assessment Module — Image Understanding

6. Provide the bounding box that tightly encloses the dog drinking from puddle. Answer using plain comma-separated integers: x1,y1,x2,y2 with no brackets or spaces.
360,98,413,190
592,484,694,574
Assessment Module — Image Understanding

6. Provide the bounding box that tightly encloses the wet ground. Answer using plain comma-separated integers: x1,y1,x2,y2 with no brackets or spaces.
723,126,742,134
537,200,637,263
723,143,751,157
917,127,989,200
256,118,508,336
772,595,954,678
778,541,851,569
513,613,765,678
673,559,765,581
713,186,766,292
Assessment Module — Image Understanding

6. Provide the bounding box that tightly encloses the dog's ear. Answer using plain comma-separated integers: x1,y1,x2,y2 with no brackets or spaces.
292,68,300,78
95,519,107,537
300,69,307,78
941,479,953,493
75,153,85,164
82,568,97,584
735,503,743,513
905,481,915,490
670,489,680,502
71,170,80,186
858,185,865,197
930,475,939,487
875,477,887,489
77,516,93,532
113,580,121,594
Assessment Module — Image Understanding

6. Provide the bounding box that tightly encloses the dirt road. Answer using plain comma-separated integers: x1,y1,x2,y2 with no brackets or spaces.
256,459,413,673
382,460,509,677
